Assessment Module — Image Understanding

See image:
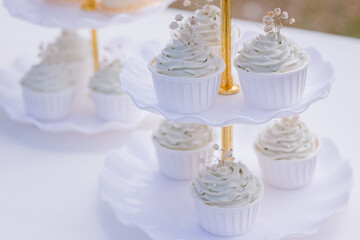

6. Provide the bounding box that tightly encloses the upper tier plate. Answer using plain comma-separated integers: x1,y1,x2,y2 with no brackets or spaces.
4,0,174,29
99,130,353,240
120,47,334,126
0,57,151,134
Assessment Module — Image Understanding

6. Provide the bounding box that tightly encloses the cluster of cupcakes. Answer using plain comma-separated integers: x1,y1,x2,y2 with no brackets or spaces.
148,4,320,237
21,30,141,122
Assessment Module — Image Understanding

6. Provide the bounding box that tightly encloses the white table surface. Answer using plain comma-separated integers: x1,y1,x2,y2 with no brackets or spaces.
1,3,360,240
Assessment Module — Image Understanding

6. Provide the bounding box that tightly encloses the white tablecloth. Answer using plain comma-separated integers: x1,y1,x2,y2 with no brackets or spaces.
0,4,359,240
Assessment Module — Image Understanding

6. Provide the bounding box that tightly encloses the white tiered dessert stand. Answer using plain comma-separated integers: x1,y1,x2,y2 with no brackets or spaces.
1,0,174,133
98,1,352,240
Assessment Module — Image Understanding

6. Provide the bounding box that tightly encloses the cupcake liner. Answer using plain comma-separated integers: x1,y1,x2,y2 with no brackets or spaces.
209,25,242,64
254,139,320,189
22,86,76,121
153,140,214,180
191,182,264,237
235,54,310,110
148,60,225,114
91,90,142,122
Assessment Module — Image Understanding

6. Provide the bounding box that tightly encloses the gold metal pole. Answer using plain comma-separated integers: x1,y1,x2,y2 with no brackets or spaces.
219,0,239,95
91,29,99,71
82,0,99,72
219,0,237,152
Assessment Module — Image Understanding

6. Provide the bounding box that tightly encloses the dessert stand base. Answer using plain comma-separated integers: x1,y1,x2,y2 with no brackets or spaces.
99,130,353,240
0,57,150,134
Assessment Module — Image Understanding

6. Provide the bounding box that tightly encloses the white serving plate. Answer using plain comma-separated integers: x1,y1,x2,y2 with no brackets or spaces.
120,46,334,126
99,130,353,240
0,57,151,134
4,0,174,29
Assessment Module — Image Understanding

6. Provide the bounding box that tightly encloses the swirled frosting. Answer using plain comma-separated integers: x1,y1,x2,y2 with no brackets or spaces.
188,4,240,47
235,32,308,73
192,161,263,208
255,116,318,160
153,120,214,150
48,30,91,63
89,60,124,95
21,61,76,92
152,17,222,78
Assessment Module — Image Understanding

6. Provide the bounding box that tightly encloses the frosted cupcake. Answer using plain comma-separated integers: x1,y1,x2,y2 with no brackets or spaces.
89,59,141,122
191,146,263,236
149,14,225,114
234,8,310,109
175,4,241,59
21,47,77,120
254,116,320,189
47,30,92,89
153,120,215,180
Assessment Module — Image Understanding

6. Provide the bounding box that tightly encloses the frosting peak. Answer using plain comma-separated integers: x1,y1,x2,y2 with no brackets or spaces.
21,60,76,92
46,30,91,63
192,157,262,208
153,120,214,150
89,59,124,94
255,116,318,160
152,15,222,78
235,32,308,73
190,4,240,47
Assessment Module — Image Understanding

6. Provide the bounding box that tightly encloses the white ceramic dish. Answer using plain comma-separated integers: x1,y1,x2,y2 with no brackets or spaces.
235,53,310,109
120,46,334,126
99,130,353,240
191,181,263,237
0,57,150,134
153,139,214,180
148,59,225,114
254,138,320,189
4,0,174,29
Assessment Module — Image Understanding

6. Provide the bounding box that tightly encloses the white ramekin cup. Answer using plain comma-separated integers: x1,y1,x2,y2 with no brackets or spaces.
90,90,142,122
22,86,76,121
148,59,225,114
234,54,310,110
209,25,242,64
190,180,264,237
254,138,320,189
153,139,214,181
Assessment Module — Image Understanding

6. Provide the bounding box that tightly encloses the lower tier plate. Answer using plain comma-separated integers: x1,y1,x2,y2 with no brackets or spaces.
0,57,150,134
99,130,353,240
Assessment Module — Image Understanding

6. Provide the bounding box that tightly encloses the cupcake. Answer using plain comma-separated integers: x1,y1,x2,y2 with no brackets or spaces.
191,146,263,236
47,30,92,89
21,48,77,120
234,8,310,109
153,120,216,180
177,4,241,60
254,116,320,189
89,59,141,122
149,14,225,114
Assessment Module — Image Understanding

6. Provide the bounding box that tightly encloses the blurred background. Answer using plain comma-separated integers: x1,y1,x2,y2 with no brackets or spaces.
170,0,360,38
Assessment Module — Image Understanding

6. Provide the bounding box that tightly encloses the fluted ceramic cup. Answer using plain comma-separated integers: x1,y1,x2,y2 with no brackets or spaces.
148,59,225,114
22,86,76,121
191,180,264,237
234,53,310,110
153,139,214,181
91,90,141,122
254,138,320,189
